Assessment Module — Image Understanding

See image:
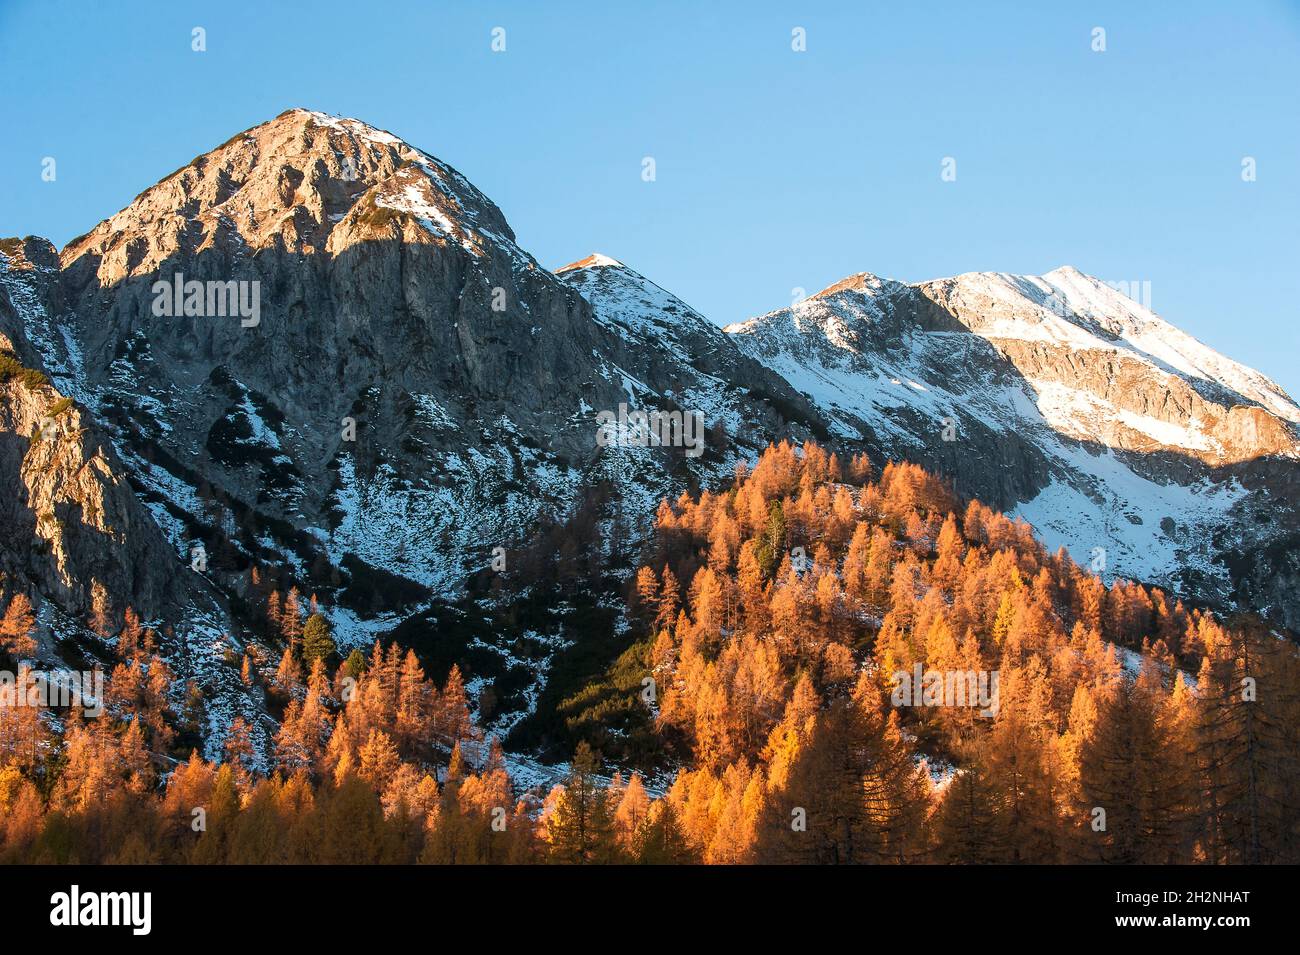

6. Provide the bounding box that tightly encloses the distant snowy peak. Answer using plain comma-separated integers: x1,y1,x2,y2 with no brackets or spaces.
556,252,828,463
920,267,1300,427
724,272,924,371
729,264,1300,465
557,253,721,344
556,252,625,271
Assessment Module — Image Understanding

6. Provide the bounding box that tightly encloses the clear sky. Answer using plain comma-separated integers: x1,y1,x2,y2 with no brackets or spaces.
3,0,1298,396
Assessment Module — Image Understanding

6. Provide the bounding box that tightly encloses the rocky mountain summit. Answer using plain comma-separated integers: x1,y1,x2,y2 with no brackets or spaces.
2,108,1297,764
28,110,816,605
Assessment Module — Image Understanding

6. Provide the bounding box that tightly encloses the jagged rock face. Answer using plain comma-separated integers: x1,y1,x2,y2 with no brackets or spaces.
726,267,1300,629
60,110,520,270
0,239,198,634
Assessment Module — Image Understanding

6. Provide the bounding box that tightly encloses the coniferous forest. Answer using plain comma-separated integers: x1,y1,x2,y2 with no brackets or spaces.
2,441,1296,864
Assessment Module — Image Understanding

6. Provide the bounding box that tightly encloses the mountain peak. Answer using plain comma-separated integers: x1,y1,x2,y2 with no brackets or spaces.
60,108,522,281
1043,264,1086,279
556,252,726,345
556,252,626,273
810,271,906,301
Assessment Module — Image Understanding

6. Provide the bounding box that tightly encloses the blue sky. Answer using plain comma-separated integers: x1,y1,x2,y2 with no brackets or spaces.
3,0,1298,395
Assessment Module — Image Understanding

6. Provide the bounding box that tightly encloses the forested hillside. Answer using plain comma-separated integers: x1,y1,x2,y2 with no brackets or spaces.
1,441,1295,863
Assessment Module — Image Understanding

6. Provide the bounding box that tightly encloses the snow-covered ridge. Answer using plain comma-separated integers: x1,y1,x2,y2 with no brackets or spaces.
751,263,1299,429
731,263,1300,462
924,266,1300,427
559,252,747,430
557,254,722,344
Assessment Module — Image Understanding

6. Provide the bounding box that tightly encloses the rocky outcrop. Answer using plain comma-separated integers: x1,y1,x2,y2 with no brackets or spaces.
43,112,611,601
1,239,199,637
3,237,282,762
